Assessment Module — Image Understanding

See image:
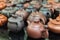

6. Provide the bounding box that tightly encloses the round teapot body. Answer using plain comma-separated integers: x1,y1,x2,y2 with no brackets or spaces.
27,22,45,38
48,18,60,33
8,15,24,32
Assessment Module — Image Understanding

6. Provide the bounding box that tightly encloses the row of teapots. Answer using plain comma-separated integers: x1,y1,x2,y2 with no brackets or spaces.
0,10,60,39
0,11,49,39
0,0,60,18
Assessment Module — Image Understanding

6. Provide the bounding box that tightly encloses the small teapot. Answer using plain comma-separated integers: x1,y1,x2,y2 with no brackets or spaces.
26,17,48,38
39,7,51,18
27,11,46,24
0,2,6,10
48,17,60,33
15,9,29,20
1,6,18,17
23,2,30,8
7,14,24,32
30,1,41,9
0,14,8,26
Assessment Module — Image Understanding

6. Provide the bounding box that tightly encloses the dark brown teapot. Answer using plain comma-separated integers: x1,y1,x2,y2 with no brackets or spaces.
48,17,60,33
0,14,8,26
15,9,29,20
27,11,46,24
26,17,48,38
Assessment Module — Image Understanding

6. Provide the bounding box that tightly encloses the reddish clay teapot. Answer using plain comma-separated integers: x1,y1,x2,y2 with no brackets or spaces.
48,17,60,33
0,2,6,10
0,14,8,26
27,11,46,24
26,18,48,38
15,9,29,20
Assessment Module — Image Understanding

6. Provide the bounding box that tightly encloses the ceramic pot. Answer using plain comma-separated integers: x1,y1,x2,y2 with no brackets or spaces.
0,2,6,10
25,5,36,13
27,19,48,38
0,14,8,26
23,2,30,8
1,7,18,17
30,1,41,9
15,9,29,20
48,18,60,33
39,7,51,18
7,14,24,32
27,11,46,24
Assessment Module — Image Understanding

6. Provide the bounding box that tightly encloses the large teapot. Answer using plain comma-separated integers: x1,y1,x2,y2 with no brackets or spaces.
0,14,8,26
15,9,29,20
26,17,48,38
7,14,24,32
48,15,60,33
27,11,46,24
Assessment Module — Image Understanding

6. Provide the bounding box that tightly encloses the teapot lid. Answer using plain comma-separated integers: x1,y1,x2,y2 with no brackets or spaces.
8,15,23,23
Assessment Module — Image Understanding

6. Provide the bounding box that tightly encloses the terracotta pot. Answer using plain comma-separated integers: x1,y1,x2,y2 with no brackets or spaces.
0,2,6,10
27,11,46,24
48,18,60,33
8,14,24,32
15,9,29,20
0,14,8,26
27,19,48,38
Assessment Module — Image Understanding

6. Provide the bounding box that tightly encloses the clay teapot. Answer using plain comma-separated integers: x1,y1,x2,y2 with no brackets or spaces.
7,14,24,32
39,7,51,18
25,5,36,13
48,17,60,33
26,18,48,38
23,2,30,8
0,14,8,26
30,1,41,9
1,6,18,17
15,9,29,20
27,11,46,24
0,2,6,10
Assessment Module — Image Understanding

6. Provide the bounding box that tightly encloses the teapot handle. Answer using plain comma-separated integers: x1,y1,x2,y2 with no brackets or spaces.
27,20,31,25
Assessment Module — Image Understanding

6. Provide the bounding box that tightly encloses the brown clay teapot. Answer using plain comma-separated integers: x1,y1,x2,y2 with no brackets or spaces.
26,18,48,38
0,14,8,26
0,2,6,10
48,17,60,33
27,11,46,24
15,9,29,20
